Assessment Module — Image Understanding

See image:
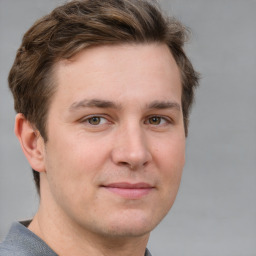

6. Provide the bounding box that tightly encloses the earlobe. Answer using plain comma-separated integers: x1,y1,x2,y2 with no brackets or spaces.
15,113,46,173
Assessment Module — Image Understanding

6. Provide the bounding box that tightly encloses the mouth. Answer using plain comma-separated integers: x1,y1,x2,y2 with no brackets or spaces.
101,182,154,199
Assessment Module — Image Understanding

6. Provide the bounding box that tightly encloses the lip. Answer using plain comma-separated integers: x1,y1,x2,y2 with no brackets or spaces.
101,182,154,199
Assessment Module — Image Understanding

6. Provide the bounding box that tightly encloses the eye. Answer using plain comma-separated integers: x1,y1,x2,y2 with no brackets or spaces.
148,116,162,125
84,116,108,126
146,116,170,126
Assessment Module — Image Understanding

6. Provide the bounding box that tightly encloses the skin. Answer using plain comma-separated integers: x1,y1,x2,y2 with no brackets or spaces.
15,43,185,256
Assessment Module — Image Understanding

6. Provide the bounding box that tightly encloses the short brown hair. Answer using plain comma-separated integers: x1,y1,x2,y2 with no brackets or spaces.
9,0,199,192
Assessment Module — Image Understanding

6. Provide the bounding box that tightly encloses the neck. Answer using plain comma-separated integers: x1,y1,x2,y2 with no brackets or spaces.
28,191,150,256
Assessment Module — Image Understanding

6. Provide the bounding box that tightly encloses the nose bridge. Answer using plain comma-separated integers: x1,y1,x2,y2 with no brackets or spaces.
111,120,151,169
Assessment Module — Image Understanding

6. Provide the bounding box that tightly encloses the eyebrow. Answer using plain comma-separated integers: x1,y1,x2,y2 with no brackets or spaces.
147,100,181,111
69,98,181,112
69,98,121,112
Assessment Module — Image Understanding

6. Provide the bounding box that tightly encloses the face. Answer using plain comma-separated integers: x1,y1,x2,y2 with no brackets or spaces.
40,43,185,238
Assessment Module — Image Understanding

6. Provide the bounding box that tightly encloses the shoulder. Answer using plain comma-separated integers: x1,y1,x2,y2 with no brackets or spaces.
0,222,57,256
0,241,27,256
0,230,33,256
0,222,30,256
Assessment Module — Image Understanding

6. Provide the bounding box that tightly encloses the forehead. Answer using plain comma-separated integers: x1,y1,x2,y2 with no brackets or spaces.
51,43,182,108
55,43,180,78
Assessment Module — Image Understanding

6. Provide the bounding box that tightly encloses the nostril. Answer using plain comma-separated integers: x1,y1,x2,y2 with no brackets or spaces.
143,161,149,167
118,160,149,170
119,161,134,170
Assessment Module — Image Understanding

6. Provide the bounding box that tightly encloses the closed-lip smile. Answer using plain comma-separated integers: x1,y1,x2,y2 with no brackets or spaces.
101,182,154,199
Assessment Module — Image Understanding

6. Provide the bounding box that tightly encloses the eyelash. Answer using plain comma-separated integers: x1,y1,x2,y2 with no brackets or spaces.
81,115,109,126
145,115,172,126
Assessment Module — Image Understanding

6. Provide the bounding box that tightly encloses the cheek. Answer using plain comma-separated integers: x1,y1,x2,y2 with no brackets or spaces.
154,135,185,170
43,142,94,214
44,132,111,189
44,135,83,193
153,135,185,192
150,137,185,221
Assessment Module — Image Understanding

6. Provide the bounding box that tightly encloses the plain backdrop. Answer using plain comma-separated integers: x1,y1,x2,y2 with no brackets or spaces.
0,0,255,255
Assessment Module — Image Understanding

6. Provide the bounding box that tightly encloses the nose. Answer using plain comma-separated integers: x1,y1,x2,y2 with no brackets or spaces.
111,124,152,170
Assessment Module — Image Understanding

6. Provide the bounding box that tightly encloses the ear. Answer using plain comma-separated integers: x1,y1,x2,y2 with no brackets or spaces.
15,113,46,173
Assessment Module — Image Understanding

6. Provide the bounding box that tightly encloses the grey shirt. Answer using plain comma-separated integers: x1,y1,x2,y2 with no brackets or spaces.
0,221,152,256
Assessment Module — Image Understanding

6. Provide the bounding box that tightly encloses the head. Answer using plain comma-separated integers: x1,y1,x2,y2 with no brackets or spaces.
9,0,198,202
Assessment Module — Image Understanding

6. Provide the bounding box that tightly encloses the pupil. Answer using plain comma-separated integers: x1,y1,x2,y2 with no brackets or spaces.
150,117,160,124
89,117,100,125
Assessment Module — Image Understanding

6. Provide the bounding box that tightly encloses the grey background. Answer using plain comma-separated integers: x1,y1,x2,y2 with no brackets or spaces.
0,0,255,255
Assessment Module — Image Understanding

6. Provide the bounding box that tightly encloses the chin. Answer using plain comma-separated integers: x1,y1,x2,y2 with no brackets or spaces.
103,224,153,238
97,210,165,238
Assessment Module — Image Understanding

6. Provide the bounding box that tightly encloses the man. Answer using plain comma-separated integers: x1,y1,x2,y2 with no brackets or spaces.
0,0,199,255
